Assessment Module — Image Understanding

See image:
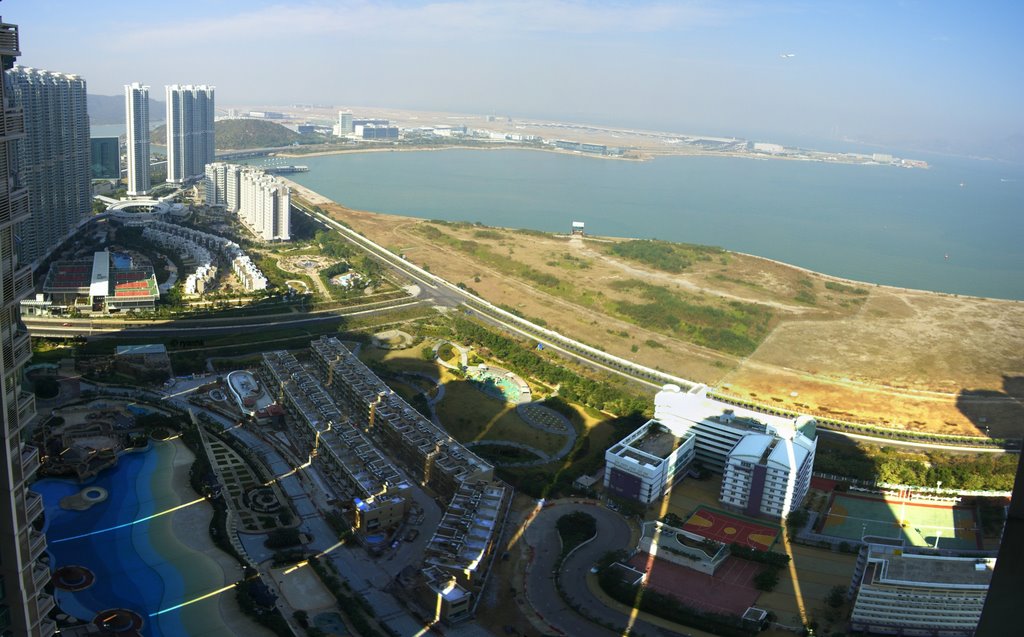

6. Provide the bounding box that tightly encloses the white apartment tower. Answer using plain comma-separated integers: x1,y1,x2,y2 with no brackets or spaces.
165,84,215,184
7,66,90,268
0,18,56,637
124,82,150,196
204,162,290,240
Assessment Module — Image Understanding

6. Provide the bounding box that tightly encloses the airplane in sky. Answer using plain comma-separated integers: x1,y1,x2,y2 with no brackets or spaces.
779,53,796,59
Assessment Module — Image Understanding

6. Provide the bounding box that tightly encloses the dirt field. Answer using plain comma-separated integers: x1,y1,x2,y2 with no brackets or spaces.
290,186,1024,440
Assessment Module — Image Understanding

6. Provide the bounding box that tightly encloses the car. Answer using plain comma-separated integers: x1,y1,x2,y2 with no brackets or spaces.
590,566,600,574
62,322,72,327
404,529,419,542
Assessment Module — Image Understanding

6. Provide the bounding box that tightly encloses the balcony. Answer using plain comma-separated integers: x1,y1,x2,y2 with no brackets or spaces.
13,267,33,302
0,107,24,140
35,592,55,620
27,528,46,562
0,24,19,56
38,618,57,637
25,489,43,523
30,561,49,592
17,390,34,426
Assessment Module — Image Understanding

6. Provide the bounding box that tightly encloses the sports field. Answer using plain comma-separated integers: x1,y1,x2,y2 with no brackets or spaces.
820,492,980,550
682,505,780,551
629,553,760,615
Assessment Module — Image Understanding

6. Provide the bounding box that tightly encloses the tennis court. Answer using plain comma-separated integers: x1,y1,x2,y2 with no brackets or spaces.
682,505,780,551
820,492,980,550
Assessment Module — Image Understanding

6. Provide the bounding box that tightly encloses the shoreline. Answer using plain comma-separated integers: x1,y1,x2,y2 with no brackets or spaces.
282,178,1021,305
270,141,921,169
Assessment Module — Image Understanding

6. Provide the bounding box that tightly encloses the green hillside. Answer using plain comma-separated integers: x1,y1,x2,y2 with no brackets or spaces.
150,119,314,150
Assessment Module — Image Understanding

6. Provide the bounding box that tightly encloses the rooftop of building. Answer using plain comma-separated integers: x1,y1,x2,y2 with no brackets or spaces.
655,384,817,444
867,548,996,589
609,420,693,467
424,482,506,574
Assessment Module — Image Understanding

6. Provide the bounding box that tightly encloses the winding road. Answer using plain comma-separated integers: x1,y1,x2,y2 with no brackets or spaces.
523,501,692,637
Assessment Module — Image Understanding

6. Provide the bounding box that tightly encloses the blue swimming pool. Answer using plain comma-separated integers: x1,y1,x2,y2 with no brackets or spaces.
35,447,188,636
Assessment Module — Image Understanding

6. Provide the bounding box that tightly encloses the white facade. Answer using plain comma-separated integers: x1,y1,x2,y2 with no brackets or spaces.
607,384,816,516
719,430,814,519
338,110,353,135
205,162,289,241
124,82,150,196
7,66,90,267
604,420,696,504
851,545,994,636
166,84,215,184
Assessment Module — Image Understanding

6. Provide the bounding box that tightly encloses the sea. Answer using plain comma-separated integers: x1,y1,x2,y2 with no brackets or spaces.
260,148,1023,300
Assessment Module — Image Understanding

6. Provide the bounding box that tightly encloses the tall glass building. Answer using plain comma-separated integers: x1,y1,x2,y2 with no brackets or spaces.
90,137,119,179
124,82,150,196
7,65,89,268
165,84,214,184
0,17,55,637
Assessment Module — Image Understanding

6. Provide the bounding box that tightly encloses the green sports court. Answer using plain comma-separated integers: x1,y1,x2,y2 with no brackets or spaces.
820,492,981,550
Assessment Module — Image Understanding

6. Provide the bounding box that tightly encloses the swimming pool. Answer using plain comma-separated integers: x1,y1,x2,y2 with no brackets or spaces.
36,446,189,636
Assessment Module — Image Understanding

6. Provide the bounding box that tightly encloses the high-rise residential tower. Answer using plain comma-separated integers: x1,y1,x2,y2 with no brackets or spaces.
165,84,215,184
7,66,90,268
0,18,56,637
338,110,353,135
124,82,150,196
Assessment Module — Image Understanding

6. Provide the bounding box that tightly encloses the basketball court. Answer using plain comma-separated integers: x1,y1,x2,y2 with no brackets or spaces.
681,505,780,551
820,492,981,550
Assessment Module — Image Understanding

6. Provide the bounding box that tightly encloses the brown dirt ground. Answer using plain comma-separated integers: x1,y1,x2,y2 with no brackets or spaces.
293,189,1024,440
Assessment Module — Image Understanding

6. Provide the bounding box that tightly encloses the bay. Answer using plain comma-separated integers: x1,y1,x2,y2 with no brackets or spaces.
256,149,1024,300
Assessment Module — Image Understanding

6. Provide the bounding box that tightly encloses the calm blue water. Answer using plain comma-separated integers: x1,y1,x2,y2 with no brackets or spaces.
271,149,1024,300
36,448,187,636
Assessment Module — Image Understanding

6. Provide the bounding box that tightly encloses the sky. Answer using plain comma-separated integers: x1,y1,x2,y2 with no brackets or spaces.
7,0,1024,159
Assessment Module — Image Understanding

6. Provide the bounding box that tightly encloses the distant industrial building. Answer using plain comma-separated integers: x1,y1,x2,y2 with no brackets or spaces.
553,139,607,154
850,543,994,636
354,124,399,140
165,84,215,184
125,82,151,196
605,384,817,519
90,137,120,179
204,162,290,241
247,110,283,119
7,65,90,267
752,142,785,154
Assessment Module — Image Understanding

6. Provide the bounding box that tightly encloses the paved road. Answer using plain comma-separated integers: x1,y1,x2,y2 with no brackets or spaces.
524,501,691,637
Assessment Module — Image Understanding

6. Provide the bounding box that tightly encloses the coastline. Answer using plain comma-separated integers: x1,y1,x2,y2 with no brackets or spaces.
271,141,913,169
283,178,1019,305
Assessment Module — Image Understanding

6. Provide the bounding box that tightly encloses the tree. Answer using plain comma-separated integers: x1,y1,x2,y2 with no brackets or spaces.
754,568,780,591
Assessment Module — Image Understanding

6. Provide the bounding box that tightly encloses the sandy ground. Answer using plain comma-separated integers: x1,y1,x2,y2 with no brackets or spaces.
164,440,276,637
290,188,1024,439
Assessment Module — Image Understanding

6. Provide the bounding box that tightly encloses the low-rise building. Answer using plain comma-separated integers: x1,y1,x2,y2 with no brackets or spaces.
605,384,817,518
309,336,493,502
604,420,695,504
850,544,994,636
260,350,411,536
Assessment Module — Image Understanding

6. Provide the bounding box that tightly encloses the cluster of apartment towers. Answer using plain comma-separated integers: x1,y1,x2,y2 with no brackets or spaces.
126,82,290,242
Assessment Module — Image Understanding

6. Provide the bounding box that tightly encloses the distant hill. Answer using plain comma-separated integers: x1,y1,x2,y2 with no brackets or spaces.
88,93,165,126
150,119,306,150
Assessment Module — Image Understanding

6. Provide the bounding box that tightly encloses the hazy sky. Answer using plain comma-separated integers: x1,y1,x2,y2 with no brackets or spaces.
8,1,1024,157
